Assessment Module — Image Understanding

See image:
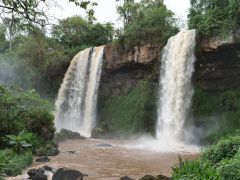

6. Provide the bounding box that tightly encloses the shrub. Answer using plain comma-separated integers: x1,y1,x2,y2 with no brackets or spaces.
188,0,240,36
23,109,55,140
0,85,55,146
202,135,240,164
99,80,156,135
217,151,240,180
4,131,32,153
0,149,32,176
220,90,238,112
172,159,220,180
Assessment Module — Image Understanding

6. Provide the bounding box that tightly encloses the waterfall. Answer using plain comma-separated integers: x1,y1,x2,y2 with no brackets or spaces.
156,30,196,144
55,46,104,138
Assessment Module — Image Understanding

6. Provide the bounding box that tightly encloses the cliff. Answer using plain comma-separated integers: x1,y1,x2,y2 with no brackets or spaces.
95,35,240,137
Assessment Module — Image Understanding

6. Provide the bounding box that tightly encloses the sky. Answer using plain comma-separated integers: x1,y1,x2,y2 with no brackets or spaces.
49,0,190,27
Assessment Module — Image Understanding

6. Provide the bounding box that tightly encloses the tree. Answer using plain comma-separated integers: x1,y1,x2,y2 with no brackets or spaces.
52,16,89,49
116,0,178,47
117,0,138,28
2,17,21,51
0,23,6,51
52,16,114,49
0,0,97,28
188,0,240,36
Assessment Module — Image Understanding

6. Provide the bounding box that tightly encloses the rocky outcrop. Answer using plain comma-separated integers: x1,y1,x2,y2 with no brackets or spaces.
194,38,240,91
53,129,86,143
52,168,87,180
97,32,240,135
97,44,160,135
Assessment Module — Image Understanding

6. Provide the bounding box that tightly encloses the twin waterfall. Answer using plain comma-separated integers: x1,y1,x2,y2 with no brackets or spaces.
54,30,197,148
55,46,104,138
156,30,196,144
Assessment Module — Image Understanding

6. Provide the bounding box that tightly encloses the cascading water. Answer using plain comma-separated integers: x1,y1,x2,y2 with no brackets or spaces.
55,46,104,138
156,29,196,146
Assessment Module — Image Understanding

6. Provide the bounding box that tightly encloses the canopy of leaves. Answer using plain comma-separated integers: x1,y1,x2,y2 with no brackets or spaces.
117,0,178,48
0,85,54,146
52,16,113,51
0,0,97,28
188,0,240,36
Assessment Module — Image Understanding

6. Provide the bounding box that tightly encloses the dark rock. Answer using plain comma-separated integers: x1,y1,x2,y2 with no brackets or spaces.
52,168,88,180
36,142,59,156
91,123,110,138
27,168,47,180
42,165,56,173
155,175,172,180
194,42,240,91
35,156,51,163
96,143,112,147
53,129,86,143
119,176,135,180
139,175,171,180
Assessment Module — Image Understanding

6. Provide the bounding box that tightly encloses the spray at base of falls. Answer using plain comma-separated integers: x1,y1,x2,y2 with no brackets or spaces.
54,46,104,138
156,30,197,151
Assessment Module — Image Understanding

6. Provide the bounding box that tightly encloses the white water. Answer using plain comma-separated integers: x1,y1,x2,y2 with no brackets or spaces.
156,30,197,149
55,46,104,137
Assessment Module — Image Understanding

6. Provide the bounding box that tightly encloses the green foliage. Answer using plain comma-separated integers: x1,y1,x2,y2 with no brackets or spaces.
172,133,240,180
192,88,220,117
99,80,156,135
188,0,240,36
117,0,178,48
0,0,97,28
217,150,240,180
220,90,238,111
0,149,32,176
172,159,220,180
52,16,113,51
4,131,32,153
202,134,240,164
0,85,55,147
192,88,240,143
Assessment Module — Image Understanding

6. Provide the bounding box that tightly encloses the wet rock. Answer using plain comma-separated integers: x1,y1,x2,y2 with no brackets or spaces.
42,165,57,173
53,129,86,143
35,156,51,163
96,143,112,148
36,142,59,156
91,123,110,138
27,168,47,180
52,168,88,180
140,175,171,180
120,176,135,180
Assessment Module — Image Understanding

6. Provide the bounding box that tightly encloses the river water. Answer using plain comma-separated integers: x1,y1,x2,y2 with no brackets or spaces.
28,139,199,180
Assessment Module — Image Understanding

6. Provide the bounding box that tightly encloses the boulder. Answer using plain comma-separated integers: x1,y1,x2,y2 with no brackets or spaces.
91,123,110,138
27,168,47,180
53,129,85,143
119,176,135,180
35,142,59,156
35,156,51,163
96,143,112,148
140,175,171,180
52,168,88,180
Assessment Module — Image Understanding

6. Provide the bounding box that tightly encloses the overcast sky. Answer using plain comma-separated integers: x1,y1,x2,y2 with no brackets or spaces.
49,0,190,27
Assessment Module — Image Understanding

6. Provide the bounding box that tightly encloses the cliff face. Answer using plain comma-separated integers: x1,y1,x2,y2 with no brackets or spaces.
194,38,240,91
97,44,161,136
96,36,240,136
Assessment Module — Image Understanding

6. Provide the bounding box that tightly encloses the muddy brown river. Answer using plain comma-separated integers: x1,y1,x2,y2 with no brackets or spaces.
26,139,199,180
